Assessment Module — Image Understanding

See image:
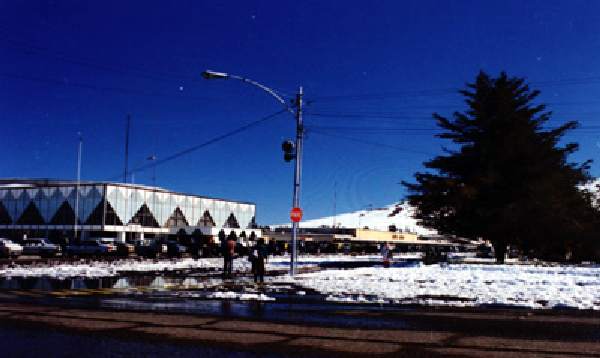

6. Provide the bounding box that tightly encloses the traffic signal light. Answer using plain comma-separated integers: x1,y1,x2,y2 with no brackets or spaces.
282,140,296,162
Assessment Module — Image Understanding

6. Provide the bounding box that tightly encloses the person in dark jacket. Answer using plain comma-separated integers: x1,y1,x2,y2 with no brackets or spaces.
252,238,268,283
219,230,230,278
225,231,237,277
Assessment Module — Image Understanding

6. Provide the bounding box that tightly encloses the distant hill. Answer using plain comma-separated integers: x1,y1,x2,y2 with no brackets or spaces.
273,180,600,235
272,202,436,235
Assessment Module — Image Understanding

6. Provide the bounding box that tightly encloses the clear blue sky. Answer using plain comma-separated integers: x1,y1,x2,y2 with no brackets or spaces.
1,1,600,224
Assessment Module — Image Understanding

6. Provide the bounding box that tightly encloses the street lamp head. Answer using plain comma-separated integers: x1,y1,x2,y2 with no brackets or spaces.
202,70,229,80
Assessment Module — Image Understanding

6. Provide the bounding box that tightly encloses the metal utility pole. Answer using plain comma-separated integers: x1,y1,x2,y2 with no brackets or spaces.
74,133,82,241
290,87,303,276
333,180,337,229
123,114,131,183
147,155,157,187
202,70,304,276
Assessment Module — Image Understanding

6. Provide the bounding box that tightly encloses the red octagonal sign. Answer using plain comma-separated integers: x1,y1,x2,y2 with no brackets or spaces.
290,207,303,222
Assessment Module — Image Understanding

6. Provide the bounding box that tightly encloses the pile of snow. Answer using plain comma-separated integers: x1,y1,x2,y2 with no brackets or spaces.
268,253,423,264
273,202,435,235
207,291,275,301
0,255,327,279
0,258,262,279
0,254,427,279
273,264,600,310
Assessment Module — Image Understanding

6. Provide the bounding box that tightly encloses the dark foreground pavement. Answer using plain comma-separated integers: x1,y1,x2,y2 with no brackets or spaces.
0,301,599,357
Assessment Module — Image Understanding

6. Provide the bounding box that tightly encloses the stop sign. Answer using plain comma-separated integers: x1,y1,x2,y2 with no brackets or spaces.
290,207,303,222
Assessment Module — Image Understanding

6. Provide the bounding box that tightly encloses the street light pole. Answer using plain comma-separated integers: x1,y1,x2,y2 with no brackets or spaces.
147,155,157,187
290,87,303,275
74,133,82,241
202,70,303,276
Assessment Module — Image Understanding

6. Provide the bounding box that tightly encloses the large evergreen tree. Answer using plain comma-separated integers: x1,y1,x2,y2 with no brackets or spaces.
403,71,599,263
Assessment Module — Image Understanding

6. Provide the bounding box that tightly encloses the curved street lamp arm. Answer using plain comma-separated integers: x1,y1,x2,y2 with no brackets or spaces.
228,75,294,115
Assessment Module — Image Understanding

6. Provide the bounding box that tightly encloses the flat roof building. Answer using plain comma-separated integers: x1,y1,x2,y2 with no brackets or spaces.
0,179,260,242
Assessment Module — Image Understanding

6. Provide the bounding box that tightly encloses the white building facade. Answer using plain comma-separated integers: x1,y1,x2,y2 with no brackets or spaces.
0,180,260,242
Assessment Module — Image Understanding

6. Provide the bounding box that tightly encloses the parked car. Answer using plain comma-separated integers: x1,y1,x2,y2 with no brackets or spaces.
135,240,168,258
96,238,119,254
66,239,116,256
22,238,61,258
0,238,23,258
116,242,135,257
166,240,187,257
476,243,494,258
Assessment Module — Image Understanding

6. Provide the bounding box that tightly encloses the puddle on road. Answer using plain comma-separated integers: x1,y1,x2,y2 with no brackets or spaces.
99,295,412,329
0,259,421,292
0,258,422,329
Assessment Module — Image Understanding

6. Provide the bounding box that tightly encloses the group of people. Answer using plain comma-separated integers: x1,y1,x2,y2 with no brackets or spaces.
221,232,268,283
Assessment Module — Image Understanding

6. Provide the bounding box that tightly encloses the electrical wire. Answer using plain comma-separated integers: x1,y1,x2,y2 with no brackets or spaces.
0,72,216,101
309,129,435,155
0,31,196,82
309,76,600,103
106,108,288,180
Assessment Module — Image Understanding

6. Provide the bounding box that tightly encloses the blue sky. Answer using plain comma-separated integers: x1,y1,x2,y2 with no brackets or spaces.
1,1,600,224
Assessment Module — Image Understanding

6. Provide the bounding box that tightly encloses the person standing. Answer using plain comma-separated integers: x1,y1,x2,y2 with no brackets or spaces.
219,230,230,278
225,232,236,278
381,242,392,268
253,238,268,283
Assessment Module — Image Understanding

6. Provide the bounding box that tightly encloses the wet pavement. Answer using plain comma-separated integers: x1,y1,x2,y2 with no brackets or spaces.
1,257,599,356
0,299,599,357
0,323,284,358
0,258,428,330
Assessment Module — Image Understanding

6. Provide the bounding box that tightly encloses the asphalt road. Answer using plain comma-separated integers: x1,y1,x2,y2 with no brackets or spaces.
0,299,598,357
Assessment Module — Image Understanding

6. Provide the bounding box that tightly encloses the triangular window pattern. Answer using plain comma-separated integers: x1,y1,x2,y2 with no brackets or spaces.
85,200,104,225
129,204,160,228
224,213,240,229
104,201,123,226
17,202,45,225
0,202,12,225
165,207,189,228
248,216,257,229
50,201,76,225
198,210,215,227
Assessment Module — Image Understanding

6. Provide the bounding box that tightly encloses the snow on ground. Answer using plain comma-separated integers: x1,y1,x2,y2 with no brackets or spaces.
0,258,271,279
206,291,275,301
268,253,421,264
273,263,600,310
0,258,224,279
0,254,387,279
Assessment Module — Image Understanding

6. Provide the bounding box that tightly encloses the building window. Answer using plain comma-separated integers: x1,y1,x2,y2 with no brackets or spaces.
129,203,160,228
198,210,215,227
16,202,45,225
0,202,12,225
166,207,189,228
224,213,240,229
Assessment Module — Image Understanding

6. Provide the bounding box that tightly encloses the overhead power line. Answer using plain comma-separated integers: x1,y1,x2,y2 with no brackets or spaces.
0,72,216,101
307,125,441,132
309,76,600,104
107,109,288,181
309,129,434,155
0,32,195,83
307,112,600,126
307,123,600,136
307,112,434,122
310,88,458,103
